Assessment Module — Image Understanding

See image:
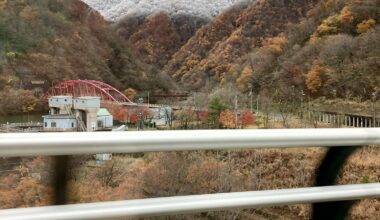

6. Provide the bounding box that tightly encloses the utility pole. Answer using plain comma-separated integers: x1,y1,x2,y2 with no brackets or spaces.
235,95,238,128
148,92,150,108
193,92,196,108
256,95,259,116
372,92,377,127
248,84,253,113
138,98,144,130
300,91,305,127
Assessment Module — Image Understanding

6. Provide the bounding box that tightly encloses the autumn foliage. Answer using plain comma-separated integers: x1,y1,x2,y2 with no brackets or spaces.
198,111,209,123
123,88,137,101
129,113,138,124
357,19,376,34
305,62,326,94
0,0,171,115
219,111,236,128
116,12,206,68
2,147,380,219
164,0,317,90
219,111,256,128
240,112,256,127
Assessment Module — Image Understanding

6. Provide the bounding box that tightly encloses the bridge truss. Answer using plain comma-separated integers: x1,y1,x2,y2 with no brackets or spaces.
43,80,134,104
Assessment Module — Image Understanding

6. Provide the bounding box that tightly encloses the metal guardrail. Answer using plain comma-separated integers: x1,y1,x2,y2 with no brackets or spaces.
0,128,379,220
0,183,379,220
0,128,379,157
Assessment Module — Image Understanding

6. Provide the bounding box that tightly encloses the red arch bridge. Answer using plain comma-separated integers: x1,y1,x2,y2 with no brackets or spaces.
43,80,198,110
43,80,134,104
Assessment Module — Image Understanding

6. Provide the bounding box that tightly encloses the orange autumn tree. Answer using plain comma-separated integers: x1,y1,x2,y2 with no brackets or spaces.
263,35,289,55
236,65,253,92
305,61,327,94
357,19,376,34
338,6,354,25
123,88,137,101
219,111,236,128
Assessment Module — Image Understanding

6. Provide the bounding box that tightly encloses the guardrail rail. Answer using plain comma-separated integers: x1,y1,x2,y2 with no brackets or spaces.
0,128,379,220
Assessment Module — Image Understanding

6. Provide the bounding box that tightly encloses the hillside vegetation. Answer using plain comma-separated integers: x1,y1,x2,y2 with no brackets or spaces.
115,13,207,68
163,0,379,103
163,0,319,90
0,0,173,115
1,147,379,219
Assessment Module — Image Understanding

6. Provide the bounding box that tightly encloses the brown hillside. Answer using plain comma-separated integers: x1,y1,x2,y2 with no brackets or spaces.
116,13,207,68
164,0,318,90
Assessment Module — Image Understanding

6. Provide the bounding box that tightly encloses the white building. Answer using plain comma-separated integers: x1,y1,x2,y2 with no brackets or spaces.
43,96,113,132
97,108,113,130
48,96,73,115
43,115,77,132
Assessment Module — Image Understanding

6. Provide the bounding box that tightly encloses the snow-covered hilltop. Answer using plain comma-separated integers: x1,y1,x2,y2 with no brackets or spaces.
82,0,244,21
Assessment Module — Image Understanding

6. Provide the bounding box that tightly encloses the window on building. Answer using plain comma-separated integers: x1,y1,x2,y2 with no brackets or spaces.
72,122,74,128
44,122,47,127
51,122,57,128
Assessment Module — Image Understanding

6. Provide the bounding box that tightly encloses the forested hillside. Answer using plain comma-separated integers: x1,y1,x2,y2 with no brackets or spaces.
115,13,207,68
0,0,172,115
1,0,379,114
163,0,319,90
162,0,379,103
235,0,380,102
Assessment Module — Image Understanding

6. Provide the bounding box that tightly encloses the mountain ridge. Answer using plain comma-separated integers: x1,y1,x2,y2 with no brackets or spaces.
81,0,247,21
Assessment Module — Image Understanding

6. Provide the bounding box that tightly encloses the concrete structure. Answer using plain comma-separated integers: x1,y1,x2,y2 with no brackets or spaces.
74,97,101,109
73,97,101,132
43,96,113,132
48,96,73,115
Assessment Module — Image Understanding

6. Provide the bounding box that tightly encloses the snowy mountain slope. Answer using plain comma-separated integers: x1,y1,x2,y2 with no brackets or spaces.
82,0,245,21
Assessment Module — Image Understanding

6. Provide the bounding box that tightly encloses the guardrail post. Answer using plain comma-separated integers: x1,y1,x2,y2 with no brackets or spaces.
312,146,359,220
53,155,69,205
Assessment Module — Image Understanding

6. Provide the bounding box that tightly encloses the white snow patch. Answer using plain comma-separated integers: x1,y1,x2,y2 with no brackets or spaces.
82,0,245,21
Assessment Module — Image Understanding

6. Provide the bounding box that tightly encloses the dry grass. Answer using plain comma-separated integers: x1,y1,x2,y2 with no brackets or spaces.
63,146,379,219
1,141,378,219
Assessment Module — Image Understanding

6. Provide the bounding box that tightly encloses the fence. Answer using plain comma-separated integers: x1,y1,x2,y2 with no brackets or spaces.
0,128,379,220
0,122,43,133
